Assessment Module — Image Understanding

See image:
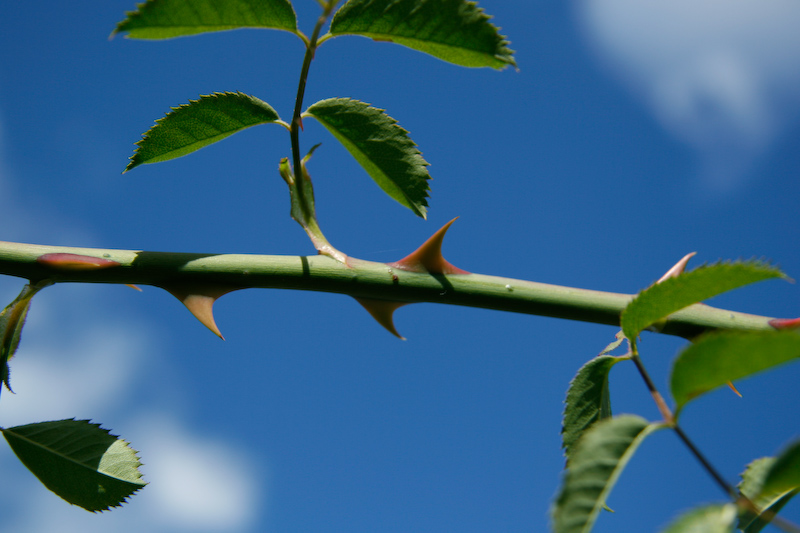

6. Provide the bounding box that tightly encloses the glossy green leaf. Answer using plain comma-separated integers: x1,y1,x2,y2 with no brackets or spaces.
738,455,800,533
305,97,430,217
659,504,737,533
561,355,619,462
0,284,45,393
621,260,785,342
125,92,281,172
329,0,516,69
3,419,146,511
112,0,298,39
670,330,800,414
552,415,661,533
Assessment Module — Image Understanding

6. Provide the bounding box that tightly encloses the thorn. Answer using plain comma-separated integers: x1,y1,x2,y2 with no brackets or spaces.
388,218,470,275
354,298,408,340
37,253,121,270
656,252,696,284
769,317,800,330
162,284,239,339
126,284,143,292
727,381,743,397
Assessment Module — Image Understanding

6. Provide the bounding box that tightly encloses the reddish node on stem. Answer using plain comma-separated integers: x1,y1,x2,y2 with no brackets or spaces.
354,298,408,340
388,218,470,275
769,317,800,330
162,284,240,339
656,252,697,284
37,253,121,270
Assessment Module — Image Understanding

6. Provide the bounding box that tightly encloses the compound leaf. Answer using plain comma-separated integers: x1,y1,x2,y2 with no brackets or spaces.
670,330,800,415
305,97,430,217
329,0,515,69
621,260,785,342
125,92,281,172
659,504,737,533
112,0,298,39
561,355,619,462
2,419,146,512
552,415,661,533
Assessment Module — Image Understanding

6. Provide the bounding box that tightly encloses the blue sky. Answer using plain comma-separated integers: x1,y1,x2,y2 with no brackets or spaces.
0,1,799,531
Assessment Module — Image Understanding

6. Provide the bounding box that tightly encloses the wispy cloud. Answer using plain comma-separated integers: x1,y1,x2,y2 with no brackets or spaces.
575,0,800,191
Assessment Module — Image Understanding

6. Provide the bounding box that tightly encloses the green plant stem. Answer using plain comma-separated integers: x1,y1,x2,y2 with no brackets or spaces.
0,240,781,340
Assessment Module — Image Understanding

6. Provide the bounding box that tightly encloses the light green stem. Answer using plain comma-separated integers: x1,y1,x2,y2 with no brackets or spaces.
0,241,779,339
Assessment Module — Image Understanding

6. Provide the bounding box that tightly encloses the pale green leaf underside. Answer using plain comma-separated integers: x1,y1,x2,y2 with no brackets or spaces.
670,330,800,414
621,261,785,342
552,415,660,533
112,0,298,39
125,92,280,172
3,419,145,512
738,455,800,533
329,0,516,69
659,504,737,533
561,355,618,461
305,97,430,218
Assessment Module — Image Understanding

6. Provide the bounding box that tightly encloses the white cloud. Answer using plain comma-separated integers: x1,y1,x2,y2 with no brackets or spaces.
575,0,800,190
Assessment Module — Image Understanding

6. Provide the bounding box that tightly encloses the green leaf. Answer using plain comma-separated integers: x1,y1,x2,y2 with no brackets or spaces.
2,419,146,512
670,330,800,414
561,355,619,462
304,97,430,217
125,92,281,172
738,455,800,533
0,283,45,394
621,260,785,342
659,504,737,533
551,415,661,533
112,0,298,39
329,0,516,69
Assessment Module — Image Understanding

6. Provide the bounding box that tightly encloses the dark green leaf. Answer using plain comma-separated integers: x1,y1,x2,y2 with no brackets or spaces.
0,284,45,393
670,330,800,414
621,260,785,342
305,97,430,217
561,355,619,461
112,0,298,39
659,504,737,533
3,419,146,511
551,415,660,533
125,92,281,172
329,0,516,69
738,456,800,533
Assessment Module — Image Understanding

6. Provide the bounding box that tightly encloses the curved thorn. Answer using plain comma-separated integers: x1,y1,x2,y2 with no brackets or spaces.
162,284,239,339
388,218,470,275
354,298,408,340
656,252,697,284
126,284,143,292
769,317,800,330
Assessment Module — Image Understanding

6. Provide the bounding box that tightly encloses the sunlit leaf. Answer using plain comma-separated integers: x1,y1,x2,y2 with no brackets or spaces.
0,283,45,393
670,330,800,414
621,260,785,342
551,415,661,533
329,0,516,69
304,97,430,217
659,504,737,533
561,355,619,462
112,0,298,39
125,92,281,172
738,455,800,533
2,419,146,512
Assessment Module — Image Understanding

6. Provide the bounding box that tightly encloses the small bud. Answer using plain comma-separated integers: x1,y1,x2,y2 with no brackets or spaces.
769,317,800,330
37,253,121,270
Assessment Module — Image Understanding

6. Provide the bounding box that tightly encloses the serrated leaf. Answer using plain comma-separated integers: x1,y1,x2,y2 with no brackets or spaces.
659,504,737,533
0,284,45,393
125,92,281,172
621,260,785,342
738,456,800,533
330,0,516,69
670,330,800,414
561,355,619,461
2,419,146,511
304,97,430,217
760,441,800,500
112,0,298,39
551,415,661,533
